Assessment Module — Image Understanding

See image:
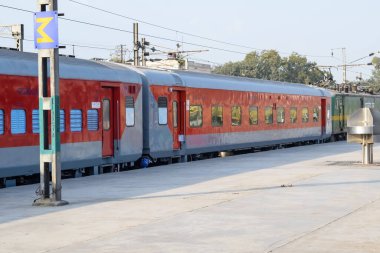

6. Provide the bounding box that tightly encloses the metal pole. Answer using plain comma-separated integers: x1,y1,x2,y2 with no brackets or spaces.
342,48,347,85
141,38,146,66
120,44,124,64
15,24,24,52
133,23,139,66
362,135,374,165
34,0,67,206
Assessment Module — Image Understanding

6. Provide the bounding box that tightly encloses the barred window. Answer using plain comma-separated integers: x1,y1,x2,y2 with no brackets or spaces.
11,109,26,134
0,110,4,135
126,96,135,127
265,106,273,124
277,107,285,124
60,110,65,133
158,97,168,125
290,107,297,123
211,105,223,127
302,107,309,123
70,109,82,132
231,106,241,126
189,105,203,127
32,109,39,133
87,109,99,131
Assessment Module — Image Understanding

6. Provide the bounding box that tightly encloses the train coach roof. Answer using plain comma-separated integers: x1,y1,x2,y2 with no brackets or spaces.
131,67,184,87
173,70,331,97
0,49,142,84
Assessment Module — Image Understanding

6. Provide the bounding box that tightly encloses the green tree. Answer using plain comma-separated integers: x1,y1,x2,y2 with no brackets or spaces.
369,57,380,92
213,50,332,85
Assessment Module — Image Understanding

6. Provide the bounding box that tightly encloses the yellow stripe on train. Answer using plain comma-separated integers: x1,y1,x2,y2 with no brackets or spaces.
331,115,348,121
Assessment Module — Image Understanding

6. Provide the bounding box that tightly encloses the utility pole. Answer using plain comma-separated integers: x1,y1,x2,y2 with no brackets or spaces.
141,38,150,66
120,44,124,63
0,24,24,51
342,48,347,84
141,38,146,66
133,23,139,66
33,0,68,207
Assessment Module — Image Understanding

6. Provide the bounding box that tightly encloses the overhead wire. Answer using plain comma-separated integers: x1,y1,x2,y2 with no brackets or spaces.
67,0,264,52
66,0,334,59
0,34,115,52
0,3,342,61
0,4,250,55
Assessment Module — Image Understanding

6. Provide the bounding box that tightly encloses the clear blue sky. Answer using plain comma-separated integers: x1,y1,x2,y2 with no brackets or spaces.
0,0,378,82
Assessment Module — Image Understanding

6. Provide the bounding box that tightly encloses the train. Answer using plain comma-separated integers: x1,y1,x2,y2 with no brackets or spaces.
0,48,377,187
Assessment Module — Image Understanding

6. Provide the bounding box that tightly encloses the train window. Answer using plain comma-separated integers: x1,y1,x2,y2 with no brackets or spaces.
302,107,309,123
11,109,26,134
70,109,82,132
277,107,285,124
173,101,178,128
32,109,39,133
211,105,223,127
158,97,168,125
126,96,135,127
87,109,99,131
327,104,331,120
265,106,273,124
313,107,319,122
249,106,258,125
290,107,297,123
190,105,203,127
0,110,4,135
60,110,65,133
231,106,241,126
103,100,110,130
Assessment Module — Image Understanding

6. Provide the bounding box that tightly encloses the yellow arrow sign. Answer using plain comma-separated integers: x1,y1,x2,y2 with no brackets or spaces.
36,17,54,43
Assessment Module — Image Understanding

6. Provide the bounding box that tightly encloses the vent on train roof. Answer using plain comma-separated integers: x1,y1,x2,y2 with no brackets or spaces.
126,96,134,108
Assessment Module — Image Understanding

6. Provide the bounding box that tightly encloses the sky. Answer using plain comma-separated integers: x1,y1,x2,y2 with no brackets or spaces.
0,0,379,83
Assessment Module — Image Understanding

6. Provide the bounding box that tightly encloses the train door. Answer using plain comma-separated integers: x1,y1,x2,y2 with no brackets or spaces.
102,88,114,157
171,91,181,150
321,98,326,136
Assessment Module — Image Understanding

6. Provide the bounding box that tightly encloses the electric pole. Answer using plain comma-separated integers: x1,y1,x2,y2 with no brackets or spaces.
133,23,139,66
120,44,124,63
342,48,347,84
141,38,150,66
0,24,24,51
33,0,68,207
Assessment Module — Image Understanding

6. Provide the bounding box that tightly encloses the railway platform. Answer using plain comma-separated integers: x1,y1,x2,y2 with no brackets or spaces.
1,142,380,253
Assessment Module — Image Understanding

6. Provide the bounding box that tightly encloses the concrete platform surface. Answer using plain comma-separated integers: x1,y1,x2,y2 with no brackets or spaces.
1,142,380,253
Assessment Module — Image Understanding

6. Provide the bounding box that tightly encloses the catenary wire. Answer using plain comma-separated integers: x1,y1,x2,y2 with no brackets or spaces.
67,0,333,59
0,3,333,58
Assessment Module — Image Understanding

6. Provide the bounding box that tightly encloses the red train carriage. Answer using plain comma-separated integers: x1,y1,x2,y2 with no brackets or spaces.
0,49,332,182
139,69,332,162
0,49,143,178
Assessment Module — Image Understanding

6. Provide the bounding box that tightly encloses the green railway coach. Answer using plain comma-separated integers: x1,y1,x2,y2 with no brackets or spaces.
330,92,380,140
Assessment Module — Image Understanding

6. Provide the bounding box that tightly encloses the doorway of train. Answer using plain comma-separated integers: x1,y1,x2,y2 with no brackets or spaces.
101,87,114,157
170,89,185,150
321,98,327,136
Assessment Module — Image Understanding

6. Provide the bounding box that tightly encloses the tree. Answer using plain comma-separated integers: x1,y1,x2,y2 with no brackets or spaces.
369,57,380,92
213,50,332,85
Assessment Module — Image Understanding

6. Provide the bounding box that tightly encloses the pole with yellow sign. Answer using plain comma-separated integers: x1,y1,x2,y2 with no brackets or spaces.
33,0,68,206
